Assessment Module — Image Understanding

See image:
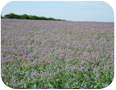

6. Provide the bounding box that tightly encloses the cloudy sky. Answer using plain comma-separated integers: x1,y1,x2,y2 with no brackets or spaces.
1,1,114,22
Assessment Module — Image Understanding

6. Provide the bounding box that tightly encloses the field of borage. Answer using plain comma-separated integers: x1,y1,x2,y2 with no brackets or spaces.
1,19,114,89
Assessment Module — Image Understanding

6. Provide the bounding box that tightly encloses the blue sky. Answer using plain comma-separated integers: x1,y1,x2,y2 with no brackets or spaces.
1,1,114,22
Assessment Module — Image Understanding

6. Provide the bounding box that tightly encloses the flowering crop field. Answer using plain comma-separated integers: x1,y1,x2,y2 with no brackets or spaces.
1,19,114,88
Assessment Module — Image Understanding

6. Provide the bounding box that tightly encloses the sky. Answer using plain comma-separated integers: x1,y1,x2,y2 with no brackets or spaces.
1,1,114,22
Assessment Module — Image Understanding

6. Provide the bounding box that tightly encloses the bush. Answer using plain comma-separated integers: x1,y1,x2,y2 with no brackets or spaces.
3,13,65,21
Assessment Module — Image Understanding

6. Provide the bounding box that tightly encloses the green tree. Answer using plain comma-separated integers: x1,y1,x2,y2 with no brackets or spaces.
48,17,55,20
4,13,20,19
20,14,29,19
3,13,66,21
1,15,3,18
4,13,15,18
39,16,47,20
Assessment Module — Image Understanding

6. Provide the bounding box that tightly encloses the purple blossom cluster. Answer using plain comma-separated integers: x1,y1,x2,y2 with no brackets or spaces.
1,19,114,88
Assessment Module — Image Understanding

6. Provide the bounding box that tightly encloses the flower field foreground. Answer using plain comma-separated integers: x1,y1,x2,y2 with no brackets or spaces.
1,19,114,88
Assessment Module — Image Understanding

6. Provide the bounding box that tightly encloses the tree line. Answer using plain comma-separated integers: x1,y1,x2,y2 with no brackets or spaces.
1,13,66,21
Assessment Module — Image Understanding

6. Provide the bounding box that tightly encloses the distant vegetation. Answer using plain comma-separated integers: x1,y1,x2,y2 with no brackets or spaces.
1,13,66,21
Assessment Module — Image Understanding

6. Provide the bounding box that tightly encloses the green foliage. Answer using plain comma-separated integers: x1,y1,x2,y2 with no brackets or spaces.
4,13,20,19
48,17,56,21
1,15,3,18
38,41,41,46
68,31,73,34
2,13,66,21
20,14,29,19
1,59,114,89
